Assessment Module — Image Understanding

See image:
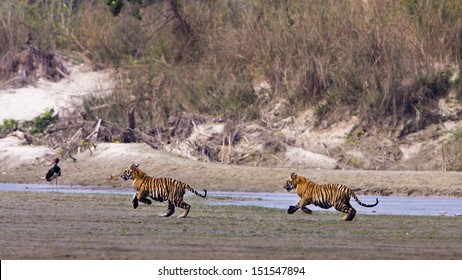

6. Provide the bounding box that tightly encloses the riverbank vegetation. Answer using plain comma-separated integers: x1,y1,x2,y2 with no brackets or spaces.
1,1,461,130
2,1,462,170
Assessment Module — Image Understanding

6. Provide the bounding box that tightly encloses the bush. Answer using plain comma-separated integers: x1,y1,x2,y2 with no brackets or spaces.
0,109,56,135
26,109,55,134
0,119,19,133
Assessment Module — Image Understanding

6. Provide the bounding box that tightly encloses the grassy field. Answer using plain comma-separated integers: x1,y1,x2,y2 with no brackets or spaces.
1,192,461,260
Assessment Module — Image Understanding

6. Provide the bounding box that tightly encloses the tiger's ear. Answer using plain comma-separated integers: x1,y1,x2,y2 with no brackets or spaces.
131,163,139,169
290,172,297,180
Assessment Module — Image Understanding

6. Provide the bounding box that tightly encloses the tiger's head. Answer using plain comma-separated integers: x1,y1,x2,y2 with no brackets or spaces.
284,172,299,192
120,164,140,181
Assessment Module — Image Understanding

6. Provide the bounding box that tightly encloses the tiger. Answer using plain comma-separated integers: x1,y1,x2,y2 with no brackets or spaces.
120,164,207,218
284,172,379,221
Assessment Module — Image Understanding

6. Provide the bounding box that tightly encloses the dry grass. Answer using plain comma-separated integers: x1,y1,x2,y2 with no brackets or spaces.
1,0,462,132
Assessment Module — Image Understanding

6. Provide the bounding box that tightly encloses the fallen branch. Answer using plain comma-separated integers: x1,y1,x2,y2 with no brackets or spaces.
86,118,102,141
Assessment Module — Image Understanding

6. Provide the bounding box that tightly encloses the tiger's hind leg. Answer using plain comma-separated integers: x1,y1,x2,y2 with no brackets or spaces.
176,202,191,218
160,201,175,217
336,203,356,221
344,208,356,221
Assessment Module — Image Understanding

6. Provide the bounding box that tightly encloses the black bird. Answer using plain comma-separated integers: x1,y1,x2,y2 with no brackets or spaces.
45,158,61,191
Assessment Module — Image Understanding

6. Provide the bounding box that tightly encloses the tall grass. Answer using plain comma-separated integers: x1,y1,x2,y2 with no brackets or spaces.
0,0,78,54
2,0,462,133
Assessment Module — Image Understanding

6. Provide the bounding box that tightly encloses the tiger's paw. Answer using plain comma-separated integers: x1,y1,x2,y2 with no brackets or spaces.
160,210,175,217
160,212,174,218
301,207,312,214
287,206,297,214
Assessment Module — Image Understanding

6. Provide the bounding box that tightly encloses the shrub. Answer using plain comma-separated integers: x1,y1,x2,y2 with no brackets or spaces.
26,109,55,134
0,119,19,133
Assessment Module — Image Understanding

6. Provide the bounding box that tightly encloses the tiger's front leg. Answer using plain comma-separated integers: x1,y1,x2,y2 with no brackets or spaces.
132,193,138,209
132,193,152,209
288,200,312,214
301,206,313,214
139,197,152,205
298,198,312,214
287,202,300,214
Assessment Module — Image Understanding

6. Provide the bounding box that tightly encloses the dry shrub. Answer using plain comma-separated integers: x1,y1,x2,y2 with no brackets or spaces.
3,0,462,135
0,45,68,87
442,128,462,171
169,113,207,140
179,0,461,132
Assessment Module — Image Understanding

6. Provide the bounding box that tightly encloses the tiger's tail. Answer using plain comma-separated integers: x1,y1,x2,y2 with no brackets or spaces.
352,192,379,207
185,184,207,198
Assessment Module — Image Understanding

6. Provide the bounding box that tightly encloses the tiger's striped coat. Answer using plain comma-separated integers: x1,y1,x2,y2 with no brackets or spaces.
121,164,207,218
284,172,378,221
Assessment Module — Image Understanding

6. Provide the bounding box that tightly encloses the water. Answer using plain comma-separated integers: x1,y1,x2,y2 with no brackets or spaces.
208,191,462,217
1,183,461,217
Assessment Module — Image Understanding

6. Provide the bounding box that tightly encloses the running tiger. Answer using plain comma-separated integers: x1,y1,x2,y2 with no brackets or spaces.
284,172,378,221
120,164,207,218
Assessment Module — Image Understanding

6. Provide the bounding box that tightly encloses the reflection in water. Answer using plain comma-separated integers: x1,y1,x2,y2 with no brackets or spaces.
1,183,461,217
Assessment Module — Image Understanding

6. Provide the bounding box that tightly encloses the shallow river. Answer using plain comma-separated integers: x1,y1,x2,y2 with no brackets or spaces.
1,183,461,217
